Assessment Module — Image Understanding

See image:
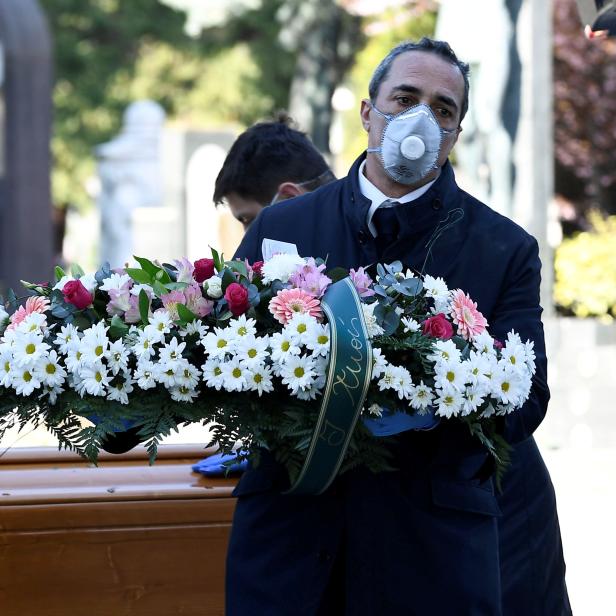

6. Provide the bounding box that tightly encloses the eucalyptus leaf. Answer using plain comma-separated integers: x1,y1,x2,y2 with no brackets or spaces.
108,315,129,340
54,266,66,282
221,269,236,291
177,303,198,323
152,280,168,297
71,263,85,278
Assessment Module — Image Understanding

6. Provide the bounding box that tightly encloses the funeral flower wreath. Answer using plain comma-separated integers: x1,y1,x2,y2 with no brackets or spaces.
0,251,535,491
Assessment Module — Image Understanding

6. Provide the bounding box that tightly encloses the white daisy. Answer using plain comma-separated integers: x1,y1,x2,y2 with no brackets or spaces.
427,339,461,364
179,319,208,338
285,313,318,346
304,322,331,357
132,328,157,361
0,346,13,387
366,403,384,418
55,324,81,354
500,340,526,371
148,310,173,340
280,354,316,394
434,386,464,418
107,340,130,375
79,362,110,396
227,315,257,338
220,357,248,392
175,359,201,389
156,362,179,388
11,365,42,396
270,330,301,363
370,347,388,379
401,317,421,333
246,364,274,396
523,340,536,375
423,275,449,312
134,360,157,390
79,323,110,365
390,365,414,400
64,346,85,374
201,327,234,359
107,372,134,404
461,384,486,416
12,331,50,366
434,359,469,392
409,381,434,412
38,350,67,388
159,337,186,367
465,351,492,389
472,330,497,356
235,335,270,368
201,357,226,391
17,312,48,333
42,384,64,405
170,384,199,402
492,367,526,406
361,302,384,338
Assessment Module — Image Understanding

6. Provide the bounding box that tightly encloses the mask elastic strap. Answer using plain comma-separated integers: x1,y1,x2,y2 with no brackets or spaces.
369,103,393,122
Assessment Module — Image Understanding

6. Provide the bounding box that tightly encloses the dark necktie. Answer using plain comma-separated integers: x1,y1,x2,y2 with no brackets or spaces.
372,203,400,259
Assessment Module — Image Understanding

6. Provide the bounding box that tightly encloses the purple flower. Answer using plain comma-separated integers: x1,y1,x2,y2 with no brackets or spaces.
349,267,375,298
289,258,331,298
174,257,195,284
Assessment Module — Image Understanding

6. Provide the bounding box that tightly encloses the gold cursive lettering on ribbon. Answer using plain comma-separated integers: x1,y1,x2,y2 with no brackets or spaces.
318,420,347,447
331,317,365,404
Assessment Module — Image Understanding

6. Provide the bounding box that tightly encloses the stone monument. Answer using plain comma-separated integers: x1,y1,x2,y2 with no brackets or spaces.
95,100,165,269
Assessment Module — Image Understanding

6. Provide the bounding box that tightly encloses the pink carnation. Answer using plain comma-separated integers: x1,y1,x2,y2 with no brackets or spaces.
269,288,323,325
449,289,488,341
8,296,50,330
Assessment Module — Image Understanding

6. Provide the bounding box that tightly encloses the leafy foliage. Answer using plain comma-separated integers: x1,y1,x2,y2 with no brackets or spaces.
554,211,616,319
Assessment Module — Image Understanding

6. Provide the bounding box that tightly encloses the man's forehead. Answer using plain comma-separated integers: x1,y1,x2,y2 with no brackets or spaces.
384,50,464,95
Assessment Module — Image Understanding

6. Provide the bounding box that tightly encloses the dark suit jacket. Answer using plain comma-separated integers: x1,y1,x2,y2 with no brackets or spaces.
226,155,570,615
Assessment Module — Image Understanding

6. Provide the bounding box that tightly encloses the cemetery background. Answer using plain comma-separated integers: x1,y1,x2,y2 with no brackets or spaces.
1,1,615,614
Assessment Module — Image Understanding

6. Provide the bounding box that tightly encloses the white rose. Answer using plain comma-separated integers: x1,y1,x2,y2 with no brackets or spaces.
204,276,223,299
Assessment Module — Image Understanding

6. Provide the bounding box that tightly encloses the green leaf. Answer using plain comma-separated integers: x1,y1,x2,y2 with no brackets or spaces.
211,246,224,272
54,266,66,282
139,289,150,324
152,280,168,297
133,256,159,277
177,303,198,323
164,282,189,291
125,268,153,285
154,268,172,284
108,315,129,340
326,267,348,283
221,268,236,291
71,263,85,278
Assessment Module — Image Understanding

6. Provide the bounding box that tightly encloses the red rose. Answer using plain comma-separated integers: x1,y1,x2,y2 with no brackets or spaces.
422,313,454,340
193,258,216,283
63,279,93,310
224,282,250,316
251,261,264,276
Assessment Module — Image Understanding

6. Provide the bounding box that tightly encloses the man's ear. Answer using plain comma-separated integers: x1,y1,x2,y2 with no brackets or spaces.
360,99,372,132
276,182,305,200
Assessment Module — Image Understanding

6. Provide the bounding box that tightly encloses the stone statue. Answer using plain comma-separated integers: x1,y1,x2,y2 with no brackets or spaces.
436,0,515,216
96,100,165,268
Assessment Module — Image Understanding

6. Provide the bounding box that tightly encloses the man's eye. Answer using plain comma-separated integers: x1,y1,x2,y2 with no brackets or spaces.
396,96,412,106
436,108,452,117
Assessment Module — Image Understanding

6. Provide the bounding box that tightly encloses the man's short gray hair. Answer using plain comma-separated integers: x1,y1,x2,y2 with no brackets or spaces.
368,37,471,124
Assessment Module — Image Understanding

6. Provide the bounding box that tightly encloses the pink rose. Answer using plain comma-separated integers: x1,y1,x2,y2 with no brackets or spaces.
193,258,216,283
225,283,250,316
422,313,454,340
63,280,93,310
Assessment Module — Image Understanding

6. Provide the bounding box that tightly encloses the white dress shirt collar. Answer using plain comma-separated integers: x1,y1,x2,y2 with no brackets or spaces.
358,160,436,236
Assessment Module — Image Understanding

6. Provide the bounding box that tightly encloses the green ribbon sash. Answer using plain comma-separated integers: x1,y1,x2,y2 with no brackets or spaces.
286,278,373,495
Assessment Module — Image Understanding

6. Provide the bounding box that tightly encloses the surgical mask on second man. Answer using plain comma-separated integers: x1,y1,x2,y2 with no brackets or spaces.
367,103,458,185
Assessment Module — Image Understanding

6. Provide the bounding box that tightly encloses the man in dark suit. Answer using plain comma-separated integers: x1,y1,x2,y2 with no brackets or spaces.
213,113,336,230
228,38,571,615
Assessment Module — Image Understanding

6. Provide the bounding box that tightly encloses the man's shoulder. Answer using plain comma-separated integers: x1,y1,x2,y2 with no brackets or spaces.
459,188,536,248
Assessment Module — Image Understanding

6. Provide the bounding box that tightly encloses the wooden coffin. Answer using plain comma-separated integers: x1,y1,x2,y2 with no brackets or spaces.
0,445,237,616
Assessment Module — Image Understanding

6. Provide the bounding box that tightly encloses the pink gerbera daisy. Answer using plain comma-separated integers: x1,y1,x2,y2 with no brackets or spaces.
269,288,323,325
8,296,51,330
449,289,488,341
